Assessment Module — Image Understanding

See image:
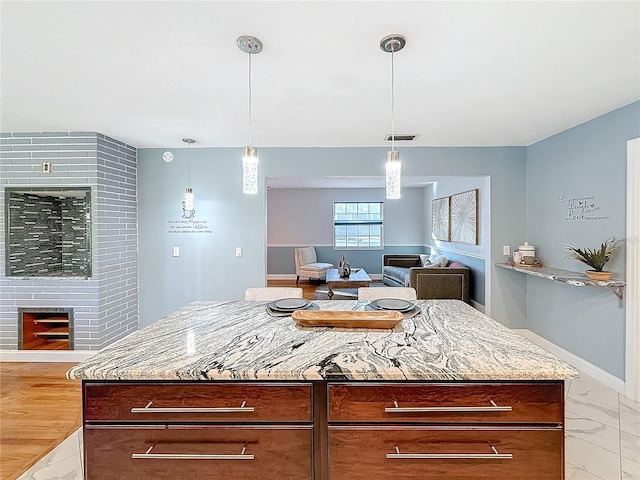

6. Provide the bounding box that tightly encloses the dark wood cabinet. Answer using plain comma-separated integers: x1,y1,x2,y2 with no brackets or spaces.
329,425,563,479
82,380,566,479
85,425,313,479
326,381,565,480
327,382,563,424
84,382,312,423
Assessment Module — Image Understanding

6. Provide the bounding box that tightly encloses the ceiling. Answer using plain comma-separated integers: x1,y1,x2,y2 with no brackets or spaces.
1,1,639,150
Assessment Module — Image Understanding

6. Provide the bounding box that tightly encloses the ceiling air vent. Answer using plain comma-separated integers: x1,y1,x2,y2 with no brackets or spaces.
385,134,419,142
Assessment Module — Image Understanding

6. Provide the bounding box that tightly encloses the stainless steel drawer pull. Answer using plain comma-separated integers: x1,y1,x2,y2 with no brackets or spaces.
385,399,512,413
131,400,255,414
387,444,513,460
132,444,255,460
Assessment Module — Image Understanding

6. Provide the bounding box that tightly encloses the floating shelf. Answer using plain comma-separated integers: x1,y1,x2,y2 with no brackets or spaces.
496,263,625,306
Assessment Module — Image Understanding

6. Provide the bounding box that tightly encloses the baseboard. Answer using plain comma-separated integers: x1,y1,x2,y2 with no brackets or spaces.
267,274,297,280
0,350,96,362
512,329,625,394
267,273,383,281
470,300,485,314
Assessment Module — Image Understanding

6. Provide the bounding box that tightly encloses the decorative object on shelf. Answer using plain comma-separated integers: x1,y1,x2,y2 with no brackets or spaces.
513,252,523,264
432,196,450,241
181,138,196,219
380,34,406,200
518,242,536,260
237,35,263,194
450,189,478,244
566,237,620,281
338,252,351,277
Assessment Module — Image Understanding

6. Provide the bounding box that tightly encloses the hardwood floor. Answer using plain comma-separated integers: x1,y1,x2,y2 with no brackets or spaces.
267,278,319,300
0,362,82,480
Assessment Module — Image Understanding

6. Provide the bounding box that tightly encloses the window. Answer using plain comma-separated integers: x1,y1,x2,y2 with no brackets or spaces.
333,202,383,249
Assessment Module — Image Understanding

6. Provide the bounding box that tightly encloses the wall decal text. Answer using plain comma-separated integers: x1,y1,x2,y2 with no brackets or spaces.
167,219,212,234
558,194,609,221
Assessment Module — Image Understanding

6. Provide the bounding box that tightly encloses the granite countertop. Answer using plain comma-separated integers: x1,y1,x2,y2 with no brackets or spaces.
67,300,578,382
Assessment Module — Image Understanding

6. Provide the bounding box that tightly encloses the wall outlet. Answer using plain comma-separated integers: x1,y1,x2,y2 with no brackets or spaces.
42,162,51,173
235,247,243,257
503,245,510,255
173,246,179,257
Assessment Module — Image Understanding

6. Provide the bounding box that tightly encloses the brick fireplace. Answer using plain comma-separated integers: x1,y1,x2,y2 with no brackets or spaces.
0,131,139,351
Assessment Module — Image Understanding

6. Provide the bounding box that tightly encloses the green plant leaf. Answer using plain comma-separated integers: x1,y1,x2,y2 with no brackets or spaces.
565,238,619,271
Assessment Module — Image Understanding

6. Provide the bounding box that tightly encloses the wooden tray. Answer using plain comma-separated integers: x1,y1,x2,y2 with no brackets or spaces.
505,261,543,268
291,310,403,329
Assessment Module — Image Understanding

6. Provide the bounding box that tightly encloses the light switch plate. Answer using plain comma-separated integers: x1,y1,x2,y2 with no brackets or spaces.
173,246,179,257
503,245,510,255
235,247,243,257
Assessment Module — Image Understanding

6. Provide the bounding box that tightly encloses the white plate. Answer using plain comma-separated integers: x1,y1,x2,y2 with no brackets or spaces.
271,298,310,311
372,298,414,312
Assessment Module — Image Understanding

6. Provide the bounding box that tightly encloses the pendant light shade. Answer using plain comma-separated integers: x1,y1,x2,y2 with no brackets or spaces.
242,146,259,194
183,187,194,211
182,138,196,219
385,150,402,199
380,34,406,200
237,35,263,195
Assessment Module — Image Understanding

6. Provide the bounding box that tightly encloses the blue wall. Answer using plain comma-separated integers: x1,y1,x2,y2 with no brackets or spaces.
523,101,639,379
137,145,527,327
266,186,429,276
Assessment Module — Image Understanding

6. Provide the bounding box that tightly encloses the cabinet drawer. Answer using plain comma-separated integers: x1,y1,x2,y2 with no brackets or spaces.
85,424,313,479
328,382,562,424
329,425,563,479
85,382,312,423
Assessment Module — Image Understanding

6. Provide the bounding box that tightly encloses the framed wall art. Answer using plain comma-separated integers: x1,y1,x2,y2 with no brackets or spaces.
450,189,478,245
432,196,450,241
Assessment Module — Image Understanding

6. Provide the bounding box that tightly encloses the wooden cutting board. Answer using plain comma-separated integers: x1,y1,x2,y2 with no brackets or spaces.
292,310,403,329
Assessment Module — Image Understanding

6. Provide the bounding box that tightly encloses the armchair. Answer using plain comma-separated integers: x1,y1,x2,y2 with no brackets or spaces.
294,247,334,284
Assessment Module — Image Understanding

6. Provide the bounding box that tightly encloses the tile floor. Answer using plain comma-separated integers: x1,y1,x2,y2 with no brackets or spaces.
16,371,640,480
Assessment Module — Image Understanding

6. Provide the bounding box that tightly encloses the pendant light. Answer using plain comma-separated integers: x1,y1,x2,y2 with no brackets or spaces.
237,35,263,194
182,138,196,219
380,34,406,200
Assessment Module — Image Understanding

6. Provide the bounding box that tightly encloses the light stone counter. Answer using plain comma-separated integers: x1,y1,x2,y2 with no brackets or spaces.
67,299,578,381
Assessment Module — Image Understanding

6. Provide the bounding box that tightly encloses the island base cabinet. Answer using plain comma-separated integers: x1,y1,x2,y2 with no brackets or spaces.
329,426,563,479
84,425,313,479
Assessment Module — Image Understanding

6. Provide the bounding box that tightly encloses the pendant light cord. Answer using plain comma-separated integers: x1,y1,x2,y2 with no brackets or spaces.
391,42,395,153
187,141,191,188
248,51,253,146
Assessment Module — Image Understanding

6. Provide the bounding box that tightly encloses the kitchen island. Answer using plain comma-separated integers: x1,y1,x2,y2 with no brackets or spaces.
68,299,578,479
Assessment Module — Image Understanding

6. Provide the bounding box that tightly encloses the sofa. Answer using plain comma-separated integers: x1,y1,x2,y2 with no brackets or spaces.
382,254,470,304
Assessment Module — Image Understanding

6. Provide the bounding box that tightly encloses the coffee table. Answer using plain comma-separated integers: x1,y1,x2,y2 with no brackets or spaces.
326,268,372,300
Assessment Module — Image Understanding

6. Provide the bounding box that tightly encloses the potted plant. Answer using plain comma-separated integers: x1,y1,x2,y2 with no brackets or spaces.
565,238,620,280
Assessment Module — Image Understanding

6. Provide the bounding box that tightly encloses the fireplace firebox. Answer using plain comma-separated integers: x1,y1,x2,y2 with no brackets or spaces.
18,308,74,350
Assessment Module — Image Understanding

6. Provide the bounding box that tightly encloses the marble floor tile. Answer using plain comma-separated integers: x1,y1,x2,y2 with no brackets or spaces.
620,395,640,437
565,410,620,454
569,375,620,409
565,434,622,480
566,393,621,429
566,463,609,480
17,429,82,480
621,430,640,461
622,456,640,480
